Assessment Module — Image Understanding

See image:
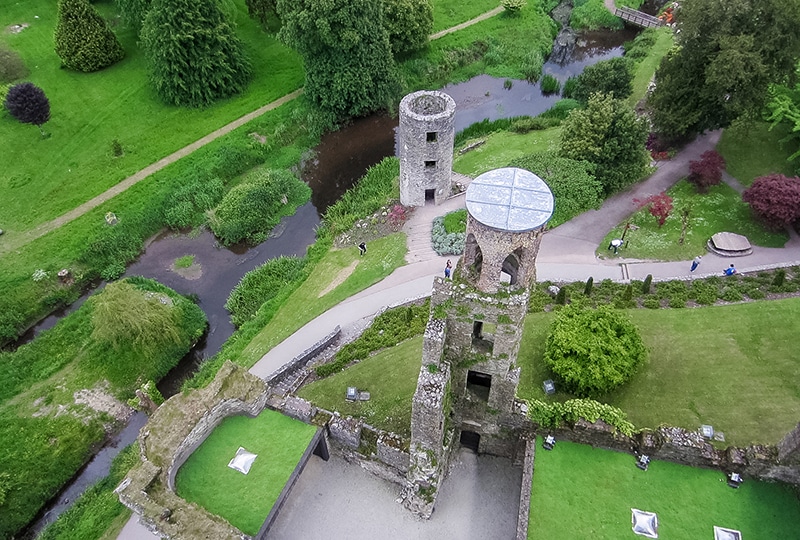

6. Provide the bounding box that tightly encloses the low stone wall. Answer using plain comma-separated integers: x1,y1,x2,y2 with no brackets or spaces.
538,418,800,486
515,436,535,540
266,325,341,385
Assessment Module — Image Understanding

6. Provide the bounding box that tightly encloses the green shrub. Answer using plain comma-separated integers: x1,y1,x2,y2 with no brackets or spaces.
772,268,786,288
540,74,560,94
721,287,743,302
501,0,526,14
572,57,633,103
509,116,559,133
208,169,311,245
561,77,577,98
747,288,766,300
668,295,686,308
316,301,429,377
555,287,567,305
526,398,635,436
521,49,545,82
656,279,688,300
614,284,635,309
383,0,433,55
431,216,465,255
0,46,29,84
544,304,646,397
570,0,623,30
443,209,467,234
642,295,660,309
225,256,307,327
623,27,657,61
528,289,551,313
540,98,581,120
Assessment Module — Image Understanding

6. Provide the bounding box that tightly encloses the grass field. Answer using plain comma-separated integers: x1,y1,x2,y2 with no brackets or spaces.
529,438,800,539
599,180,787,261
298,336,423,436
453,128,563,177
717,121,799,185
627,27,673,107
237,233,408,367
431,0,499,32
517,298,800,446
0,0,302,236
175,410,317,536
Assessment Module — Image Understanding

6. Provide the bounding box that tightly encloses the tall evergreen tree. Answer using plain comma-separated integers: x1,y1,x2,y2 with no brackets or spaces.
115,0,152,35
141,0,253,107
277,0,400,119
4,82,51,136
54,0,125,72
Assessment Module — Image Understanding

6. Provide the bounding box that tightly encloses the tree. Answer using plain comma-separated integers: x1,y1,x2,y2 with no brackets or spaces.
383,0,433,56
572,57,634,104
648,0,800,141
245,0,276,30
688,150,726,193
4,82,50,136
115,0,152,35
766,82,800,170
636,192,673,227
276,0,400,119
742,173,800,230
508,151,602,226
54,0,125,72
544,304,647,398
560,92,649,194
141,0,252,107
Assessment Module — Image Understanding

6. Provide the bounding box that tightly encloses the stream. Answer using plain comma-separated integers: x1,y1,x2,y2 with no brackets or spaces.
18,16,649,536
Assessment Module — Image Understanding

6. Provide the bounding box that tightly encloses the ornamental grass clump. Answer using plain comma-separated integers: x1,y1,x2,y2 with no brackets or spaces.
544,304,646,398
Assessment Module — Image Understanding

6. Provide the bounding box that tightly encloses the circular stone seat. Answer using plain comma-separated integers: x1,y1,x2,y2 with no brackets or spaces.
707,232,753,257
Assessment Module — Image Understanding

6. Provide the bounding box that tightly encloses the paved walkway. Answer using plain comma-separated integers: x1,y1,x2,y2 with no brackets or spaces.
429,6,505,41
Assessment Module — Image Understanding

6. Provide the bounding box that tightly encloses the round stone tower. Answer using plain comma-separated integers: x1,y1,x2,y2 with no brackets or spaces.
462,167,554,293
398,90,456,207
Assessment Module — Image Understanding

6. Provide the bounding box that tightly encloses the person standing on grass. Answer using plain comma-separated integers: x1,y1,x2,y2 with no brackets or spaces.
358,242,367,256
444,259,452,278
690,255,702,272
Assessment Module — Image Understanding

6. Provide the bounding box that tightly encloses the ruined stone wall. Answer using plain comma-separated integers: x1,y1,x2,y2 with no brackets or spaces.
777,422,800,465
515,436,536,540
399,91,456,207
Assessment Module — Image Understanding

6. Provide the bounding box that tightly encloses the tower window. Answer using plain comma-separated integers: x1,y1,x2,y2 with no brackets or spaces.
426,131,438,142
425,160,437,169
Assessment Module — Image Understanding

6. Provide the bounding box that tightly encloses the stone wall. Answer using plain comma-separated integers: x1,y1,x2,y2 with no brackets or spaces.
398,90,456,207
117,362,267,539
266,325,340,386
777,422,800,465
515,436,535,540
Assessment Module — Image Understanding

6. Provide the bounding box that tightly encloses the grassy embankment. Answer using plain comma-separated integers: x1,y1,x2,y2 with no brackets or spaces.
529,438,800,539
0,278,206,538
516,298,800,447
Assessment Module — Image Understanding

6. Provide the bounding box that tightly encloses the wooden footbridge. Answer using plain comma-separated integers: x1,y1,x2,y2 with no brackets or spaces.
615,6,665,28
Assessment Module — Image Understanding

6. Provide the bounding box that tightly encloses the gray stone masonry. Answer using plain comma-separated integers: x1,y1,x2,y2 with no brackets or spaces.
282,395,314,423
515,437,536,540
422,317,446,370
778,422,800,464
462,214,547,294
399,90,456,207
328,414,362,450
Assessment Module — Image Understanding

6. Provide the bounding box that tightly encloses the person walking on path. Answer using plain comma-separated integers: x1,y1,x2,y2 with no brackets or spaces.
690,255,702,272
358,242,367,256
444,259,452,278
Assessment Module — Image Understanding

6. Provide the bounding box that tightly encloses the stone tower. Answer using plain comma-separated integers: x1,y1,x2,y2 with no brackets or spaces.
403,168,554,518
398,90,456,207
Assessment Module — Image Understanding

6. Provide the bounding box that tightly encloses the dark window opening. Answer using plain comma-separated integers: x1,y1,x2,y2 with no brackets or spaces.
501,253,521,286
425,188,435,202
472,321,494,354
426,131,438,142
425,160,437,169
466,370,492,401
460,430,481,453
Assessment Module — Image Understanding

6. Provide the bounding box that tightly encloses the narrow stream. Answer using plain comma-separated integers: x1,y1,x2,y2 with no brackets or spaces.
18,20,646,537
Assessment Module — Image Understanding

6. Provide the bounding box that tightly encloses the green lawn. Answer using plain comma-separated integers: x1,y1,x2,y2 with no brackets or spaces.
0,0,302,235
175,410,317,536
517,298,800,446
627,27,673,106
238,233,408,367
599,180,787,261
298,336,423,436
453,128,563,177
529,438,800,539
717,121,799,185
431,0,500,32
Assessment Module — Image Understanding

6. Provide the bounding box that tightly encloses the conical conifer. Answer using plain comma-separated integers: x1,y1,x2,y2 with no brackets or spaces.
54,0,125,72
